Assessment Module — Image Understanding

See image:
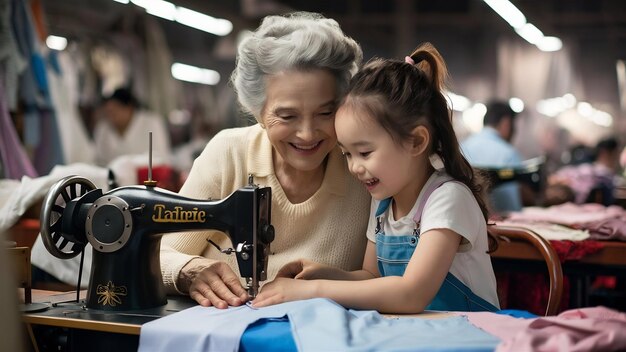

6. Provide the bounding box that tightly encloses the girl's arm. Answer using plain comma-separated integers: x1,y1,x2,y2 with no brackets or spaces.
276,241,380,281
252,229,461,314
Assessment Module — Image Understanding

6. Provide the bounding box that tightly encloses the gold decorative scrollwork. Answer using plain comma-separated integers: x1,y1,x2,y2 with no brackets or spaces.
96,281,128,307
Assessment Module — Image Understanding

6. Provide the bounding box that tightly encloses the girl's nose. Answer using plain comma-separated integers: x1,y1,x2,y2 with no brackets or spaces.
349,159,365,175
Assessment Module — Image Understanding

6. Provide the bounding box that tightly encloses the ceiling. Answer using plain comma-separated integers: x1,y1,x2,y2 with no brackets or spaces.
39,0,626,137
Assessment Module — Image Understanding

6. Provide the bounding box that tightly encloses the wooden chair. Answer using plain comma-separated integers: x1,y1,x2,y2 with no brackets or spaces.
488,225,564,316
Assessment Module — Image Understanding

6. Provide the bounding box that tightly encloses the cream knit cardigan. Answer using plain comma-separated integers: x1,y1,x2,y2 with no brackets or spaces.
160,124,371,294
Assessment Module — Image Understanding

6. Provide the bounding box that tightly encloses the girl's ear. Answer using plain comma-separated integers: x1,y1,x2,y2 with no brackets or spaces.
409,125,430,156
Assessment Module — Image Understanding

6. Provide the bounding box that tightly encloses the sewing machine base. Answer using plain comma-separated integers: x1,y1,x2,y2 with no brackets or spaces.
23,295,197,352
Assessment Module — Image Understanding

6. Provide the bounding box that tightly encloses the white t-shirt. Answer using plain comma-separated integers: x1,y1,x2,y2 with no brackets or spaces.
93,110,171,167
366,170,499,308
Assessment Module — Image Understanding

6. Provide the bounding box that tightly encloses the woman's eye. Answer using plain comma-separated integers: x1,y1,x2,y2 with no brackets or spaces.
319,111,334,116
278,115,295,120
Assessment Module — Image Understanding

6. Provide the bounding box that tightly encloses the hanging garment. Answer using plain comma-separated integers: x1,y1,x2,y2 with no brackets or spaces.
0,71,37,179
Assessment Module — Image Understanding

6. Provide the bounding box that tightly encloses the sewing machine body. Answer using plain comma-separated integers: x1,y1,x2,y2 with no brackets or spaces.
40,176,273,311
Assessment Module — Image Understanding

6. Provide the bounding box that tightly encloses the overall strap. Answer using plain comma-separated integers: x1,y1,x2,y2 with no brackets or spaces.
413,176,455,225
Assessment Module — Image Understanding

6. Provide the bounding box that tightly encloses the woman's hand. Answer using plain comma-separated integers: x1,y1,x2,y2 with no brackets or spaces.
251,278,317,307
184,261,249,309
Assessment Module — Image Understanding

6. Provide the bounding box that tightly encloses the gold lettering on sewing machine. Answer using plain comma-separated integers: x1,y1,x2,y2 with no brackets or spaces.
152,204,207,223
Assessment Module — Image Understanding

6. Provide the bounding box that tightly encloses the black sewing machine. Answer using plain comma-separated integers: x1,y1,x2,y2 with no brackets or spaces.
39,173,274,312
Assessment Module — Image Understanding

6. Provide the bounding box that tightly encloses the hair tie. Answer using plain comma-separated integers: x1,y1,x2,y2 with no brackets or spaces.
404,56,415,65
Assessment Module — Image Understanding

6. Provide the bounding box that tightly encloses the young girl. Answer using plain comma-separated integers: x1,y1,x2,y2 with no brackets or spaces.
252,43,499,313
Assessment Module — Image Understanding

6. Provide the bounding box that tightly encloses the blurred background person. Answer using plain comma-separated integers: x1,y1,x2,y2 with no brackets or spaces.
461,101,524,214
93,87,172,167
548,137,623,206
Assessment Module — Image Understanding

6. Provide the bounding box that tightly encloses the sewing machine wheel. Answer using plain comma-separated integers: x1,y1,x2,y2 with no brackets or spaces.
40,176,96,259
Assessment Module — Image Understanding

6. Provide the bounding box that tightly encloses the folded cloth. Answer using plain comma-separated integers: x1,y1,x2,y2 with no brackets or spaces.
139,298,500,352
495,221,590,241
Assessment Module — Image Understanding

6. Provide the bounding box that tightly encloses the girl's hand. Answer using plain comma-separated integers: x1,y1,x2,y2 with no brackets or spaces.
276,259,331,280
251,278,317,307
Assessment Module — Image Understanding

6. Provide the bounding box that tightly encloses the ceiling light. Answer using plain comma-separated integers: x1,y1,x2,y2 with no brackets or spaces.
482,0,526,29
171,63,220,85
132,0,176,21
117,0,232,36
462,103,487,133
46,35,68,51
508,97,524,112
175,7,233,36
515,23,543,45
483,0,562,52
536,36,563,52
445,91,472,111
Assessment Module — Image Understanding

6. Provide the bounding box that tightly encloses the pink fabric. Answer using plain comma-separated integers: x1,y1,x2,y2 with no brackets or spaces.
508,203,625,226
552,163,614,204
461,306,626,352
505,203,626,242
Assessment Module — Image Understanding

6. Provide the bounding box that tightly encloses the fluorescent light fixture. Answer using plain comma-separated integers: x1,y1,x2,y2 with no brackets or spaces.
508,97,524,113
118,0,232,36
171,63,220,85
130,0,175,20
46,35,68,51
515,23,543,45
445,91,472,111
536,36,563,52
462,103,487,133
537,94,577,117
149,0,175,21
537,95,612,127
176,7,233,36
483,0,526,29
483,0,562,52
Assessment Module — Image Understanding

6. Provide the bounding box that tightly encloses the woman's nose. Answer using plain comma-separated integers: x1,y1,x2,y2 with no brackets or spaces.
296,119,316,141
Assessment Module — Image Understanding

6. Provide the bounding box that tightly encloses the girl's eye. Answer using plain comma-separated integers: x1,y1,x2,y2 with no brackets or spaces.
319,111,334,116
360,151,372,157
342,151,351,158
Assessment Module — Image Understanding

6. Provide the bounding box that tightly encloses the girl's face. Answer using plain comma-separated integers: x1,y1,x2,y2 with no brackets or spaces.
335,104,420,201
261,69,338,173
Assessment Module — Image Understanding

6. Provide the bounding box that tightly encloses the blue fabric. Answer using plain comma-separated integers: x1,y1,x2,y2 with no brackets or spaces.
289,298,499,351
240,317,297,352
496,309,538,319
461,127,524,212
374,201,498,312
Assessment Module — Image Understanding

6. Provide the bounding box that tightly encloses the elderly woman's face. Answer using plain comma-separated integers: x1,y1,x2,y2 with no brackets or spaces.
261,69,338,172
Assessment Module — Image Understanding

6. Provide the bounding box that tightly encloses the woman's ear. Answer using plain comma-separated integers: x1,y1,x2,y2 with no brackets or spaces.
409,126,430,156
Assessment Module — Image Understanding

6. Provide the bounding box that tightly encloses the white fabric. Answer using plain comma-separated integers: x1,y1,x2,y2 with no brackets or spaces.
495,221,590,241
0,163,142,286
366,171,499,308
0,164,108,287
46,50,96,165
93,110,171,167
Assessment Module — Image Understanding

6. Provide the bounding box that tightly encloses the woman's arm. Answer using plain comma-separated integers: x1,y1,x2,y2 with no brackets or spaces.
253,229,460,314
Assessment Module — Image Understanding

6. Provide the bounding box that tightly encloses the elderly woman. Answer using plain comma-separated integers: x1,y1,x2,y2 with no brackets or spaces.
160,12,370,308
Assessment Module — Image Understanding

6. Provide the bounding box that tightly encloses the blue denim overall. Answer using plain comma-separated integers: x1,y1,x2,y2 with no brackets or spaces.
375,178,498,312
